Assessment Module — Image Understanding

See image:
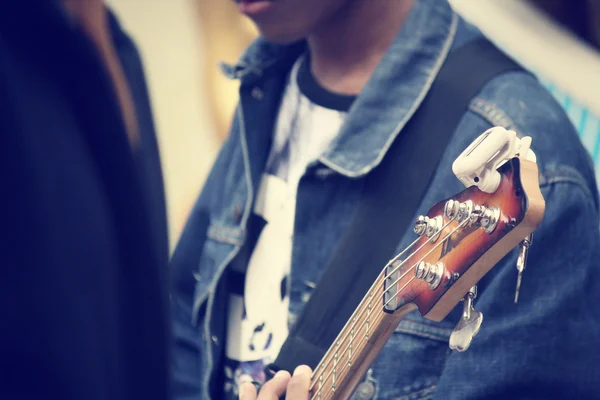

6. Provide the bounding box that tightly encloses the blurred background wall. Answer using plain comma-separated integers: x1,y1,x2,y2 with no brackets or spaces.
106,0,223,250
106,0,600,250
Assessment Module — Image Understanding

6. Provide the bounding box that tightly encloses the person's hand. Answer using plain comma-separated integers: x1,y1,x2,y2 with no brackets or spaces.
239,365,312,400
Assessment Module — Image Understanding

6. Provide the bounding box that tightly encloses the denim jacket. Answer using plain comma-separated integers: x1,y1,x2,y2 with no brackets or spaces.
171,0,600,398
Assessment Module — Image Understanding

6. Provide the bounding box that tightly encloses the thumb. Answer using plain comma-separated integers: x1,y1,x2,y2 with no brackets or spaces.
286,365,312,399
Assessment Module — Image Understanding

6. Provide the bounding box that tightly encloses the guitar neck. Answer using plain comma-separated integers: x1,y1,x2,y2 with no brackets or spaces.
307,269,416,400
302,156,546,400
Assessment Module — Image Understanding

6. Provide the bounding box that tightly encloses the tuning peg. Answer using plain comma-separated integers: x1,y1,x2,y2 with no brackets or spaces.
449,286,483,352
514,234,533,304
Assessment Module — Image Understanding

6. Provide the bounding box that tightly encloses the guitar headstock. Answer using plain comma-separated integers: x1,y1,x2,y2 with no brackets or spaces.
382,156,545,321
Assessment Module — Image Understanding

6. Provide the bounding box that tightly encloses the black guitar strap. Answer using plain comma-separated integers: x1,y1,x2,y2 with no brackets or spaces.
269,39,524,373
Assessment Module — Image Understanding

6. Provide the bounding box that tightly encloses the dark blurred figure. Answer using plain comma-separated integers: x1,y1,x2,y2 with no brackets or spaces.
529,0,600,49
0,1,170,400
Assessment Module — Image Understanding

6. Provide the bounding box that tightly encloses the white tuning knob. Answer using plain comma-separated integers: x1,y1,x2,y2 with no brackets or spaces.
452,126,536,193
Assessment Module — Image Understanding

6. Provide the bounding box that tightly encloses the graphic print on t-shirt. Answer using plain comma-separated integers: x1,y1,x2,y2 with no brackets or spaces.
222,54,353,399
223,174,293,397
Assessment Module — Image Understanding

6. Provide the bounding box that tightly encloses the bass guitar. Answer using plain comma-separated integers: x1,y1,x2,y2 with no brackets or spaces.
289,127,545,400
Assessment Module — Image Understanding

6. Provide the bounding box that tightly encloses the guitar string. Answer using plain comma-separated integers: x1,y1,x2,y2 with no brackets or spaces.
307,236,422,387
382,218,470,303
382,218,455,280
308,220,461,392
314,218,476,399
384,236,425,272
310,220,466,398
307,274,384,392
309,218,471,397
308,219,455,387
384,218,480,308
310,310,387,400
307,227,448,391
308,217,458,386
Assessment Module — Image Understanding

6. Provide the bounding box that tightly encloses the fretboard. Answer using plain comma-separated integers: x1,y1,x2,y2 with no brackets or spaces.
306,268,416,400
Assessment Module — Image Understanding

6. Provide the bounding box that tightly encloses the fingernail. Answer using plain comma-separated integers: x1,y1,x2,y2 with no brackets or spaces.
238,380,256,400
293,365,311,376
275,370,290,379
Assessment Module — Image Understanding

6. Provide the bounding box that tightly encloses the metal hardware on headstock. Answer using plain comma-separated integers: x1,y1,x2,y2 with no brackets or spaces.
306,127,545,400
514,233,533,304
383,127,542,345
443,199,459,220
449,285,483,352
480,206,501,234
445,128,539,351
442,199,500,234
456,200,474,224
413,215,443,241
414,261,446,290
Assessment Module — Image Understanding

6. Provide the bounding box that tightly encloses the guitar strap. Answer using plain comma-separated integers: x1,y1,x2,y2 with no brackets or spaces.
269,39,525,373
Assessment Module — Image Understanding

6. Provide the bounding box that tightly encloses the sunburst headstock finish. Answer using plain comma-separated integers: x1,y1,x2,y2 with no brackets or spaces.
382,157,545,321
287,129,546,400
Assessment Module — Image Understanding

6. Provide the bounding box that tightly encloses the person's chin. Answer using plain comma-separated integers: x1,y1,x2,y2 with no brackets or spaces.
255,25,307,44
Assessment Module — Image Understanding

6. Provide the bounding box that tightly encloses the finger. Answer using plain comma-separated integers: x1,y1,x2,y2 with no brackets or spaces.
239,381,258,400
286,365,312,400
257,370,291,400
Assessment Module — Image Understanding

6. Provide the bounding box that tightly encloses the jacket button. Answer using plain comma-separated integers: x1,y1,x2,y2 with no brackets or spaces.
233,204,243,223
211,335,219,345
355,381,375,400
251,87,264,100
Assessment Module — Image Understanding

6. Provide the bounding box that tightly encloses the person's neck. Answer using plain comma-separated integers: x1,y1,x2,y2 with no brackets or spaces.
307,0,414,95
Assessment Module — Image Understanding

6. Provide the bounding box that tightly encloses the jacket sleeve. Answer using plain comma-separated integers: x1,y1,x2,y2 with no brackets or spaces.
432,161,600,397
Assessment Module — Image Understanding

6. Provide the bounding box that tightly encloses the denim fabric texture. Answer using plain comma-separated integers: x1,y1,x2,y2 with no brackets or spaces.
171,0,600,398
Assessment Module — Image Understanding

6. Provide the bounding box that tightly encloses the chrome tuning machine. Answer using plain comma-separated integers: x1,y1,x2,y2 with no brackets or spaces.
449,285,483,352
444,199,500,234
413,215,443,242
514,233,533,304
414,261,446,290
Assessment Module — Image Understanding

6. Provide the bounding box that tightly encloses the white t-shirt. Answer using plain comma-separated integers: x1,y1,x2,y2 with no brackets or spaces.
222,54,355,398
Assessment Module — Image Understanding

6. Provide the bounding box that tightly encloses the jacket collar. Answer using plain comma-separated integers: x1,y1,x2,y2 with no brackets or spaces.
223,0,459,177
